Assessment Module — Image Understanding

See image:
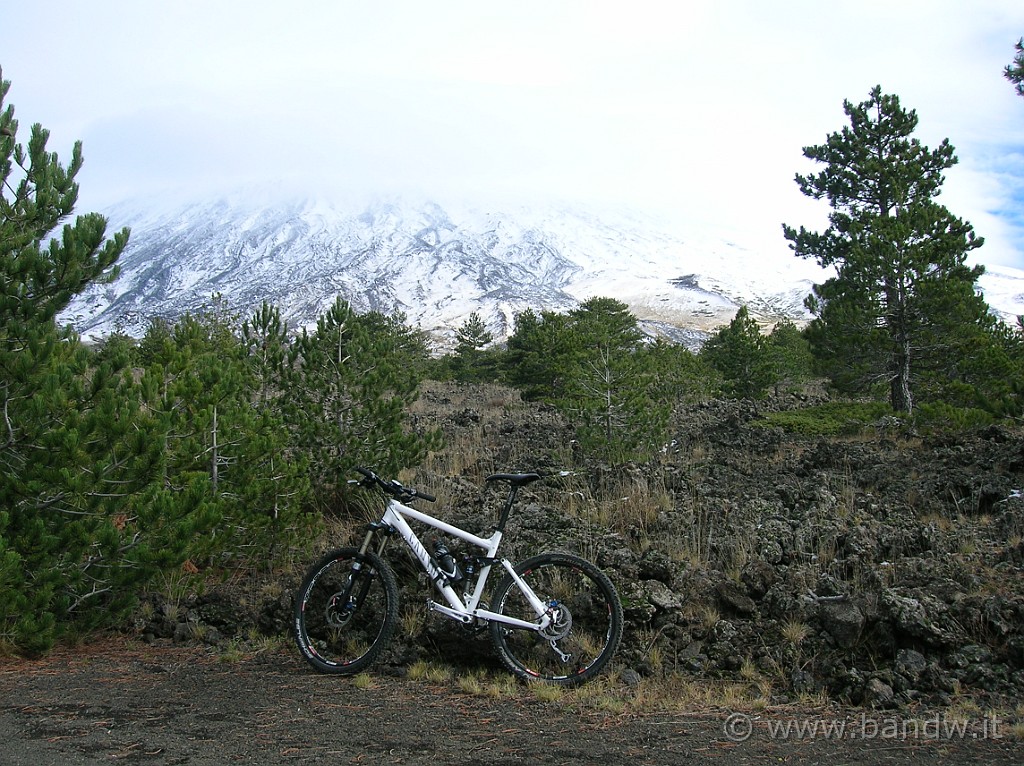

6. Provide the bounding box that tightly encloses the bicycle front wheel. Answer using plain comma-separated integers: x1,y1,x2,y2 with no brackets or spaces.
293,547,399,674
489,552,623,685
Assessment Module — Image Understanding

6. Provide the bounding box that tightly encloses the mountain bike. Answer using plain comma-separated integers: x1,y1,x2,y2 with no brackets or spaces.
293,467,623,685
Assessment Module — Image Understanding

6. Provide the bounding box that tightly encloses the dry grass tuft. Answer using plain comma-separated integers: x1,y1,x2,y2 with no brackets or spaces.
407,660,455,684
781,619,811,646
352,672,376,689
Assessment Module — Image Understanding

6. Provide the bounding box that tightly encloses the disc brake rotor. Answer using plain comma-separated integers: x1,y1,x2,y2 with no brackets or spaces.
326,592,354,628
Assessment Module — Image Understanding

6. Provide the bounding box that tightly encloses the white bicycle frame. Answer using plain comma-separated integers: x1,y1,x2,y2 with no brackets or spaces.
370,497,552,633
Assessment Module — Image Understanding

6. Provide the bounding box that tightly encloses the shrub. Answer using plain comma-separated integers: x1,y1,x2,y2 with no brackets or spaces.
757,401,894,436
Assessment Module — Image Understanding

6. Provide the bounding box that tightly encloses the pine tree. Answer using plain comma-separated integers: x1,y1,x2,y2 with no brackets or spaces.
643,337,719,404
505,297,670,461
503,308,574,400
783,86,988,413
242,301,290,408
700,306,775,399
0,68,171,651
766,319,814,395
239,301,312,562
286,298,439,509
1006,37,1024,97
1005,35,1024,386
139,302,310,569
451,311,496,382
559,298,664,460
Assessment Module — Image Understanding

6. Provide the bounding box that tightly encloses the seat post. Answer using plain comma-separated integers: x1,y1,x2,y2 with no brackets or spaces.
495,484,520,533
485,472,542,534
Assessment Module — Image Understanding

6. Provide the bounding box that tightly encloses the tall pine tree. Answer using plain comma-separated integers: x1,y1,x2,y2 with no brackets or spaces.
783,86,988,413
0,68,165,651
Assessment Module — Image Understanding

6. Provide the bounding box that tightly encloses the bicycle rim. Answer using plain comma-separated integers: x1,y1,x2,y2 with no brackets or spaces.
294,548,398,674
489,553,622,685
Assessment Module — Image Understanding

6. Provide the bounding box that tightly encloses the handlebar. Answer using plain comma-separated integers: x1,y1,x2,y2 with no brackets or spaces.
353,467,436,503
351,466,573,505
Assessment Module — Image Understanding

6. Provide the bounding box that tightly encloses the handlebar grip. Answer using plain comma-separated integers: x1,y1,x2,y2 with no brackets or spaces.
354,467,435,502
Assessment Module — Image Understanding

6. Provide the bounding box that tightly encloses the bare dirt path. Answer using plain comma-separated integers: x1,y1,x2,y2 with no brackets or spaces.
1,640,1020,765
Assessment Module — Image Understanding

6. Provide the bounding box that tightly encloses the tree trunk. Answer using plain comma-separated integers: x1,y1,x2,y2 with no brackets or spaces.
885,267,914,414
890,339,913,413
211,405,219,491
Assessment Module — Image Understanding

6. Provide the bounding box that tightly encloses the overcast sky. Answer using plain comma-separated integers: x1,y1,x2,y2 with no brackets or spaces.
3,0,1024,269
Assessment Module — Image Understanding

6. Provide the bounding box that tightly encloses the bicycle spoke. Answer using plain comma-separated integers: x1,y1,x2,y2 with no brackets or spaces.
490,553,622,685
294,548,399,674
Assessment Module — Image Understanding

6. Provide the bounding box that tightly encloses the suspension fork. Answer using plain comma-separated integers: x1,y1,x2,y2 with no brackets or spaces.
358,520,394,557
339,522,392,610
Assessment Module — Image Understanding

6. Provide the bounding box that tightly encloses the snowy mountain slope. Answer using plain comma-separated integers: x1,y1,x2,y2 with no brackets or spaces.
60,190,1024,350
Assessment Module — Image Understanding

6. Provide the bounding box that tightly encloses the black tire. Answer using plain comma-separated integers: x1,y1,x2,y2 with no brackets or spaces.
293,547,399,674
489,552,623,685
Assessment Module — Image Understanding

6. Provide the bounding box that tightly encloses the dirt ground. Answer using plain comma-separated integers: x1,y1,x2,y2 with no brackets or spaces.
1,639,1021,766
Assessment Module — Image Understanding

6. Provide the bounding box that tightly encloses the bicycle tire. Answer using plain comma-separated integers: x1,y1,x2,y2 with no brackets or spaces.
489,552,623,685
293,547,399,674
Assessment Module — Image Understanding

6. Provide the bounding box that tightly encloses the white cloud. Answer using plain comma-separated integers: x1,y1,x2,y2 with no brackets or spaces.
2,0,1023,267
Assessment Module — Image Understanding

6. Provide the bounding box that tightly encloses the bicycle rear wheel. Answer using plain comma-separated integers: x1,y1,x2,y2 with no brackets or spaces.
489,552,623,685
293,547,399,674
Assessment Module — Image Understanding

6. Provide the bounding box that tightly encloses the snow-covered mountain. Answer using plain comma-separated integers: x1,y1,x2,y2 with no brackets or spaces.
60,189,1024,351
